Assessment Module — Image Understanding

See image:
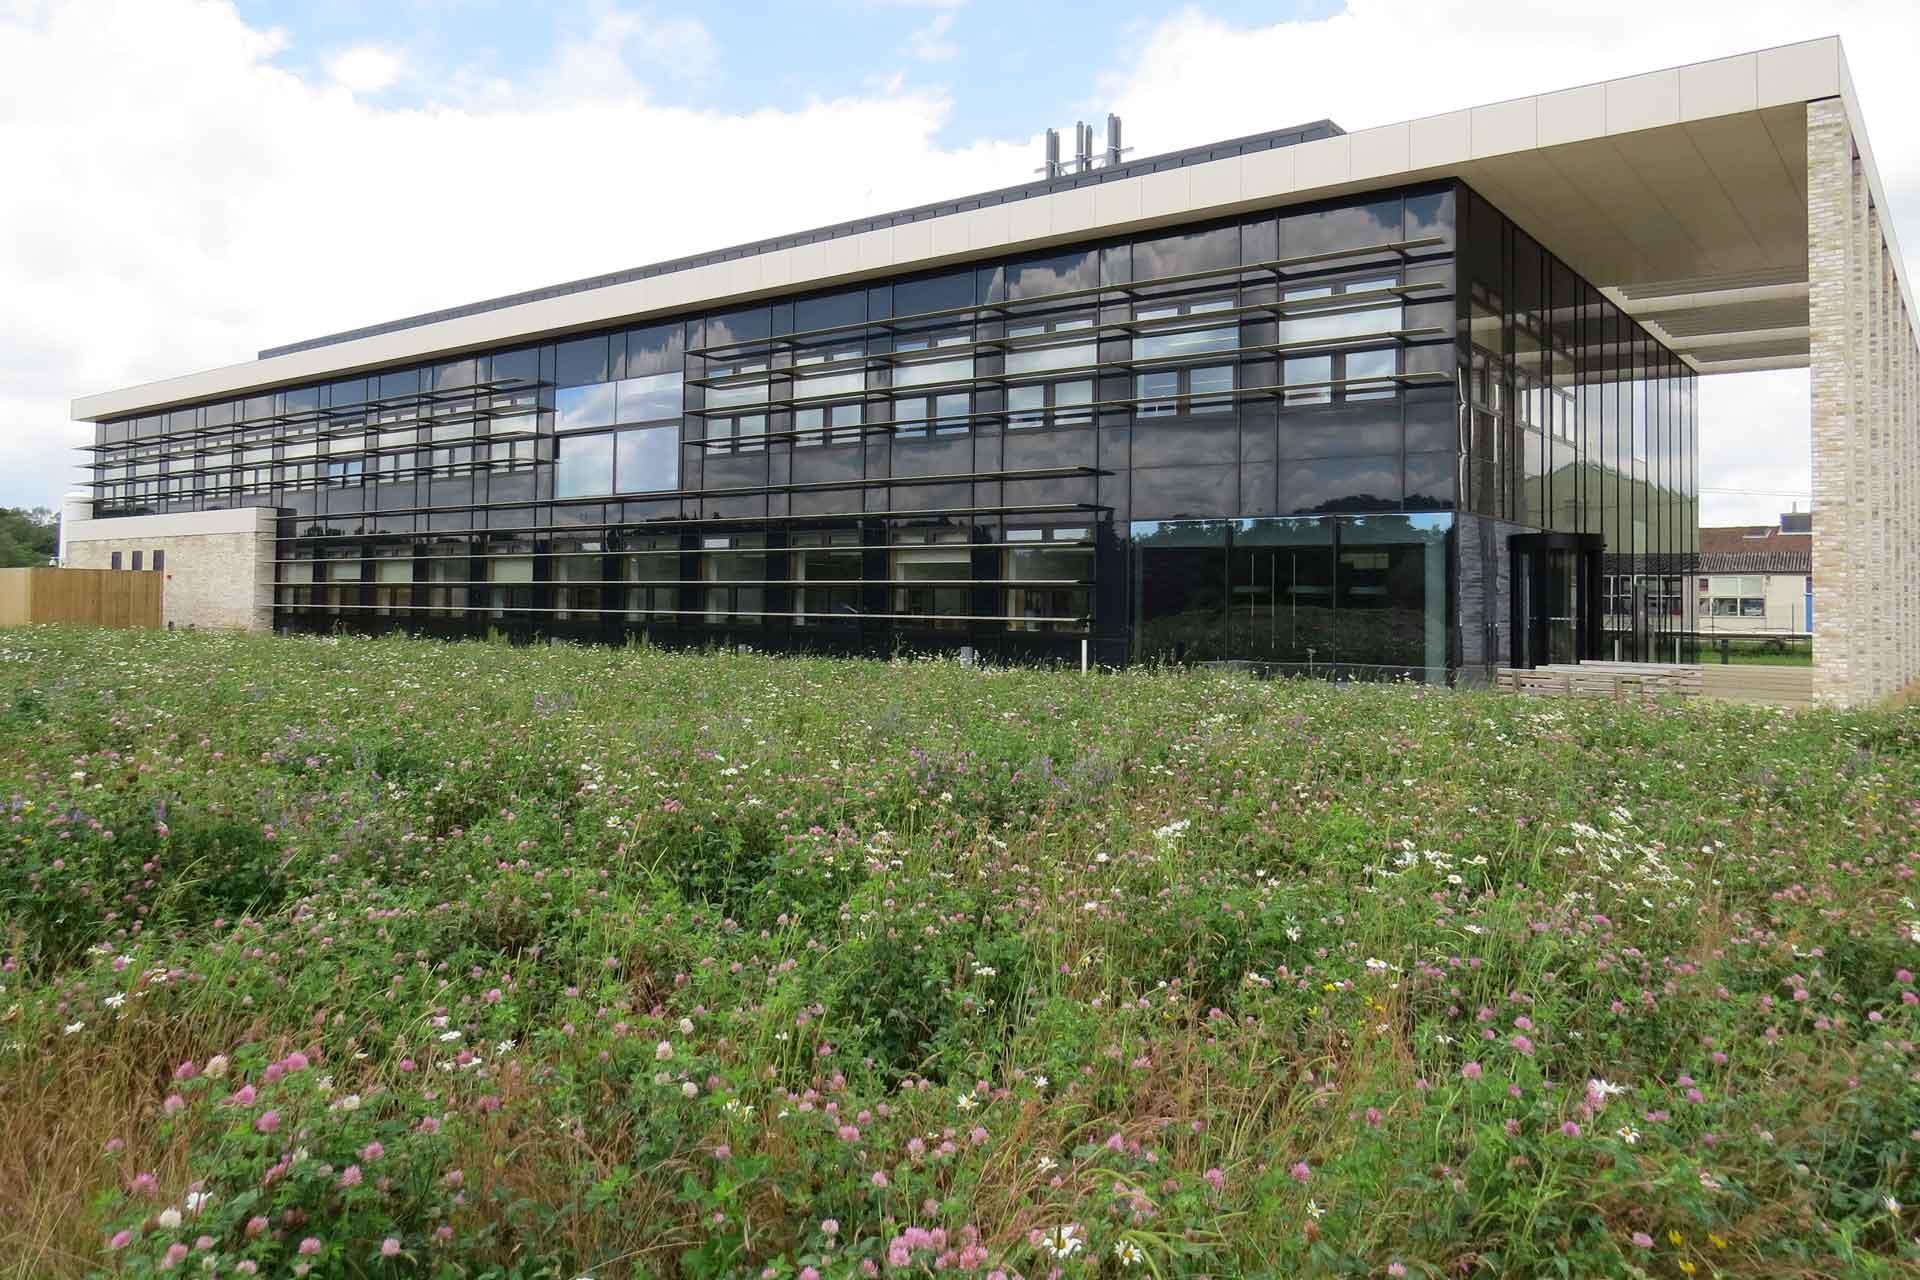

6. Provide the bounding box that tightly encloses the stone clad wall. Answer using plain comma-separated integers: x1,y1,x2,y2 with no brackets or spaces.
1808,98,1920,706
63,508,275,632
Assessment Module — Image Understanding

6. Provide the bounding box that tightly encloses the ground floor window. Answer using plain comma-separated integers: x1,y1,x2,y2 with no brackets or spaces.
275,520,1108,640
623,536,681,621
373,551,413,616
793,530,864,624
280,556,313,608
486,544,536,619
1607,574,1688,619
1006,527,1092,631
890,533,972,629
702,534,766,623
1131,513,1450,676
425,546,469,616
553,540,605,620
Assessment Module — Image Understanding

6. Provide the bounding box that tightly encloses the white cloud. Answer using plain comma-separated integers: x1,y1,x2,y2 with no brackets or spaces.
907,11,959,62
1,0,1916,538
326,43,404,95
542,5,717,101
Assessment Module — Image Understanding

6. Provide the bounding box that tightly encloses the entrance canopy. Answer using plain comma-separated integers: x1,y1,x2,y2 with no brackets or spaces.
1464,105,1817,375
1263,37,1901,379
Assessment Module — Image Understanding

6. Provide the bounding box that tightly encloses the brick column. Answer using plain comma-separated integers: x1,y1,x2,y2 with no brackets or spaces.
1808,98,1920,706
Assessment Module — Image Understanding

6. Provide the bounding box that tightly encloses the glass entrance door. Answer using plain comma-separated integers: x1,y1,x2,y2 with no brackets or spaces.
1509,533,1601,668
1541,546,1578,665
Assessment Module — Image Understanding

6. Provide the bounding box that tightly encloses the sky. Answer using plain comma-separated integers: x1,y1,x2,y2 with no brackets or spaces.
3,0,1918,526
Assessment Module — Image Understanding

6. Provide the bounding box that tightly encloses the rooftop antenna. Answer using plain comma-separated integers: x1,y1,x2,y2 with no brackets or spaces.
1038,115,1132,180
1105,113,1130,167
1037,127,1062,179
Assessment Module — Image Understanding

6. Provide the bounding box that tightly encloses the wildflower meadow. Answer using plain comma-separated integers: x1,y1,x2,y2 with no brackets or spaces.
0,625,1916,1279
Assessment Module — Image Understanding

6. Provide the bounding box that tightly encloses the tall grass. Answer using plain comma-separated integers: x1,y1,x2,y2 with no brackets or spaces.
0,626,1914,1278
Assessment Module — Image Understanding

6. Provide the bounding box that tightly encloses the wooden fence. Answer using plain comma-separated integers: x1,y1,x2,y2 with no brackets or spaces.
0,568,162,630
1495,660,1814,709
1697,663,1815,708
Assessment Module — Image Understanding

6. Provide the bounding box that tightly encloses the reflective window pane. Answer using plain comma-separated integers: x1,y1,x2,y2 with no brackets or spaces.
1134,225,1239,279
894,330,974,387
1007,249,1098,299
1346,348,1397,399
622,322,684,378
615,426,679,493
1136,297,1237,360
1006,316,1096,374
707,370,768,411
933,393,969,436
555,433,614,498
1136,371,1180,417
1284,356,1333,405
556,383,617,432
555,336,610,388
1191,365,1235,412
1055,380,1093,423
616,372,683,424
1131,520,1227,661
702,533,766,623
1009,384,1045,427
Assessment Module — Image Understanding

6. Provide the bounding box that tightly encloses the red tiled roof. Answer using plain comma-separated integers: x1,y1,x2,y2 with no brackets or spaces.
1699,525,1812,558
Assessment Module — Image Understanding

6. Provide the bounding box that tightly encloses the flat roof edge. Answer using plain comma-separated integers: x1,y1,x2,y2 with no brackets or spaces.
257,119,1346,361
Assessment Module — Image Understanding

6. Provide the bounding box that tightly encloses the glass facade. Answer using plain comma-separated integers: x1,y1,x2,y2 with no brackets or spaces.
1453,187,1698,671
85,178,1694,679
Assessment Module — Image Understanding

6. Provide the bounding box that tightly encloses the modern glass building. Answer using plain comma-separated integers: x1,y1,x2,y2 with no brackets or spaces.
72,125,1698,683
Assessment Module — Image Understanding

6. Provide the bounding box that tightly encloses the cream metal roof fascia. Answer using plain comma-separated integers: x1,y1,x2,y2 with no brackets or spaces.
73,36,1875,423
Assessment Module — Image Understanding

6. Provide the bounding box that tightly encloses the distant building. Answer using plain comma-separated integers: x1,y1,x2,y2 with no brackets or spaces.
1695,513,1813,635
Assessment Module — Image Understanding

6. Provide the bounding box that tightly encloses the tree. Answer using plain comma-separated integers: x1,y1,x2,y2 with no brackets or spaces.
0,507,58,568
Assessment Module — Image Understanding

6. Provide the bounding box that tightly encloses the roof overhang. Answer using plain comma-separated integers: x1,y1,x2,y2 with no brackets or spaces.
74,35,1906,422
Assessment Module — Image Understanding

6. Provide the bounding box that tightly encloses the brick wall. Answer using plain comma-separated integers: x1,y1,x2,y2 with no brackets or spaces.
1808,98,1920,706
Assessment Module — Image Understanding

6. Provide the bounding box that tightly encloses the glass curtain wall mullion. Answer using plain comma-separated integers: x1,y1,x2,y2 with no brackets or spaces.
271,540,1085,568
1453,181,1694,665
273,600,1093,626
888,317,974,439
680,235,1451,358
701,343,769,454
272,505,1106,549
717,284,1449,393
776,323,873,449
106,244,1446,480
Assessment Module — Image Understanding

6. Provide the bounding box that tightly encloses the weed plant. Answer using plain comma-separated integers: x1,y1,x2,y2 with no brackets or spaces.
0,627,1915,1278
